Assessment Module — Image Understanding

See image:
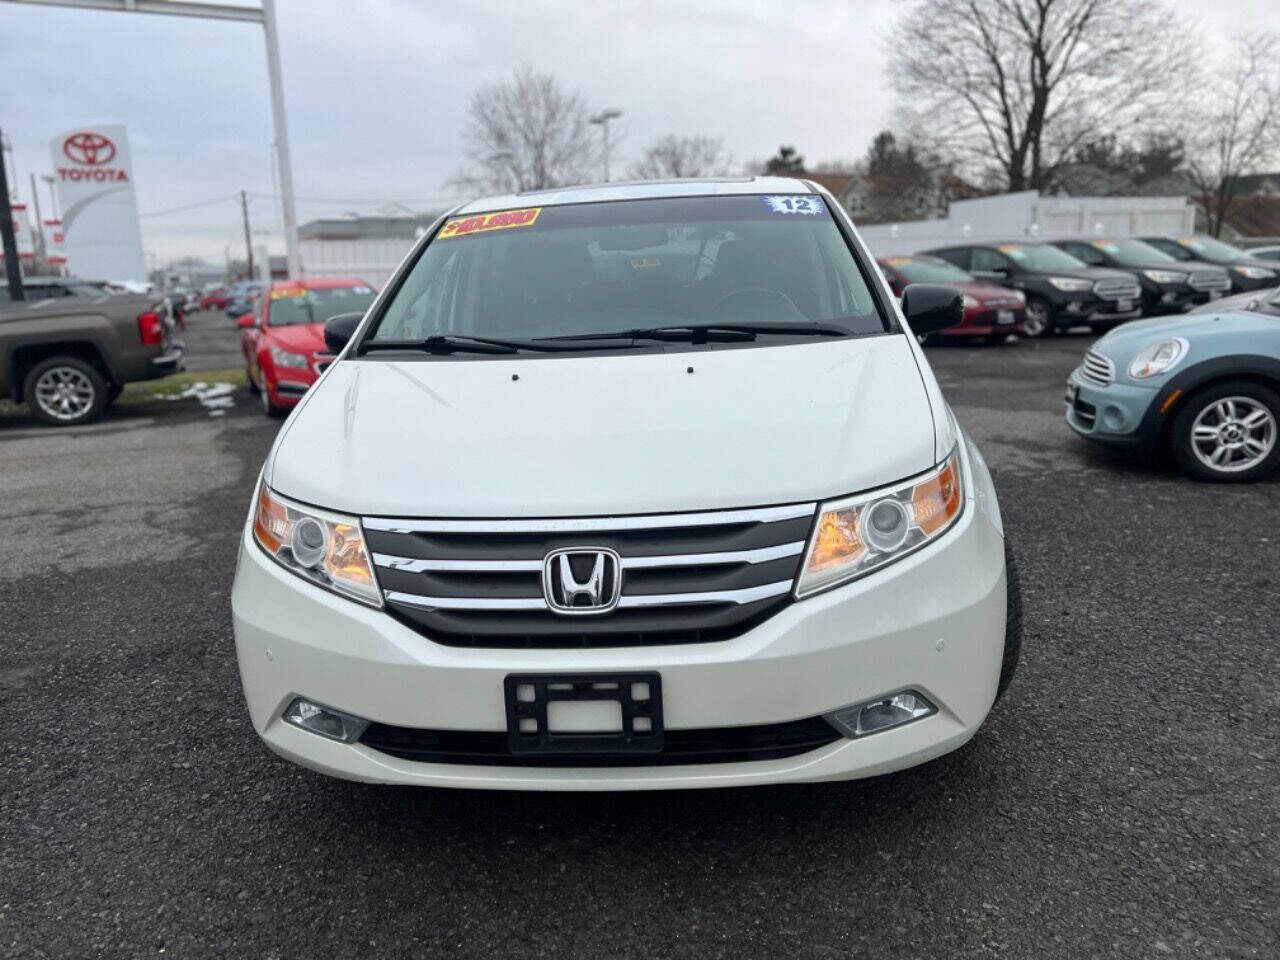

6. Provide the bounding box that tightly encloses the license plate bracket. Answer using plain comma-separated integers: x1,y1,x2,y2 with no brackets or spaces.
505,673,664,755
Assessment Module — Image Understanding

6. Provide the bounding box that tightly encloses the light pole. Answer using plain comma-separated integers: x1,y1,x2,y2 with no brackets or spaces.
589,109,622,183
2,0,303,279
40,174,59,219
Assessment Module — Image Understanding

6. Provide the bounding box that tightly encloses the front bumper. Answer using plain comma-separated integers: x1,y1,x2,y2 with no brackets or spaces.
1045,291,1141,326
1064,367,1161,446
231,448,1008,791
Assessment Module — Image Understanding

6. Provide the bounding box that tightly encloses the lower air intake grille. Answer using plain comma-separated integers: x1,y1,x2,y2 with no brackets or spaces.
364,503,817,648
359,715,841,766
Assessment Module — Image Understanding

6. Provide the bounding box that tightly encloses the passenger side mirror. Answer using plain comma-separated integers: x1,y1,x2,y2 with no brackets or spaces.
901,283,964,335
323,312,364,354
235,314,257,330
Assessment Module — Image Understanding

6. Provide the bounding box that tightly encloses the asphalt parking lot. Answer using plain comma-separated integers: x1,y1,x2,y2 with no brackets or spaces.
1,313,1276,959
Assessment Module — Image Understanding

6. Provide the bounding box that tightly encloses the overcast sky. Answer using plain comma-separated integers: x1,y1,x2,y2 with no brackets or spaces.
1,0,1275,267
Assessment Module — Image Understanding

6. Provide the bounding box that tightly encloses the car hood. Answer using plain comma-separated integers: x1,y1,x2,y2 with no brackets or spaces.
1093,311,1280,372
267,336,939,517
264,323,326,353
1188,286,1280,314
958,281,1022,302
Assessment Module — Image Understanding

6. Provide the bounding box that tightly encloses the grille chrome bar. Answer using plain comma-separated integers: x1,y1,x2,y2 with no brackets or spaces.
1092,278,1140,300
1080,350,1115,386
383,579,795,612
364,502,816,534
1188,272,1230,292
372,540,806,574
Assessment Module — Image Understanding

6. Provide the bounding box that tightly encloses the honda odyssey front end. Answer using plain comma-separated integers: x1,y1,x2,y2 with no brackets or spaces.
231,178,1018,790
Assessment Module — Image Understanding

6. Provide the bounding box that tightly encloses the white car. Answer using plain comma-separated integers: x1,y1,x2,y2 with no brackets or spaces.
231,177,1019,790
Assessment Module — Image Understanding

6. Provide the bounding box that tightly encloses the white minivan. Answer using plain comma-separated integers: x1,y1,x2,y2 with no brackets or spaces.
232,178,1019,790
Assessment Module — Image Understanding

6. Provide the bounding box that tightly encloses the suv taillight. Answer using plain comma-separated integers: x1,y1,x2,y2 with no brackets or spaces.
138,311,164,345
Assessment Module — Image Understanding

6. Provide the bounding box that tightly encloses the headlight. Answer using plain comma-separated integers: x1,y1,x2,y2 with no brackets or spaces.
1127,337,1188,380
269,345,309,369
797,448,964,598
251,482,382,606
1142,269,1188,284
1047,277,1093,292
1233,265,1276,279
962,294,979,310
1010,289,1026,303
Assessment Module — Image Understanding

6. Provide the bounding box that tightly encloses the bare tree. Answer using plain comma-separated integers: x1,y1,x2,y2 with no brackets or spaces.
852,130,954,223
627,135,733,180
886,0,1197,192
1185,34,1280,237
450,66,597,194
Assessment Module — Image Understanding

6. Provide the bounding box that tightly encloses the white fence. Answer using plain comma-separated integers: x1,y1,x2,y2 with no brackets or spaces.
856,191,1196,257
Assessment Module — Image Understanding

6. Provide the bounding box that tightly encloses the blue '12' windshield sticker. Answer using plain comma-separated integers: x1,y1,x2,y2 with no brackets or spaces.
761,195,827,215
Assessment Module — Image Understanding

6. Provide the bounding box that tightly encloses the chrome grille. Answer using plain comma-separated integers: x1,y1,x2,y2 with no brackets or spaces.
364,503,816,648
1093,277,1141,300
1188,270,1230,292
1080,350,1115,386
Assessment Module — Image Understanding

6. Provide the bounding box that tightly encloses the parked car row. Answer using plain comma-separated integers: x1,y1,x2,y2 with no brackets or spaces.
875,234,1264,341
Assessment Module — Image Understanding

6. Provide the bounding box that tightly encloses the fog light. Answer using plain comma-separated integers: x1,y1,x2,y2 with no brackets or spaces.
1065,301,1085,313
283,698,368,743
1161,292,1177,303
825,690,936,739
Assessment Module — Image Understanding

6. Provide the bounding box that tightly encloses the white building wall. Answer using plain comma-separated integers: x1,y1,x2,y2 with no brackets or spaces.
300,237,418,289
857,191,1196,257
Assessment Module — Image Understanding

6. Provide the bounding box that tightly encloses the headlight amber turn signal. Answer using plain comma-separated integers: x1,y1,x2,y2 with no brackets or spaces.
797,447,965,598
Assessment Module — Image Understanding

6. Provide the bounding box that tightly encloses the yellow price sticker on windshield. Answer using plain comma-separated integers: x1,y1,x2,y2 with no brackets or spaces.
438,207,541,239
270,287,306,300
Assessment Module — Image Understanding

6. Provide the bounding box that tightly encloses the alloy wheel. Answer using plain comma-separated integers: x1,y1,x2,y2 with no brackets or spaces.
1190,396,1277,474
1022,302,1050,338
33,366,97,422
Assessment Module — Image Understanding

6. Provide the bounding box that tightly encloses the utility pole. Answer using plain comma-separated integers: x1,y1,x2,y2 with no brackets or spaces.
240,190,255,280
589,109,623,183
0,127,24,299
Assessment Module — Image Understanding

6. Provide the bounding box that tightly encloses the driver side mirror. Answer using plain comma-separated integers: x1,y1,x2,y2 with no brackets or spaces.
235,314,257,330
901,283,964,335
323,312,364,354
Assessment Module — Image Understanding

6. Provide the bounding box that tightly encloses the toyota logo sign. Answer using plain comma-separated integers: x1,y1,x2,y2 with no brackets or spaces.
63,132,117,166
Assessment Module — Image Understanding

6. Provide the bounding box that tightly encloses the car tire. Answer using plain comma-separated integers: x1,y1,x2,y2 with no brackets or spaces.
246,372,261,396
261,382,286,418
1021,298,1054,338
1169,380,1280,482
995,538,1023,703
106,382,123,404
23,356,109,427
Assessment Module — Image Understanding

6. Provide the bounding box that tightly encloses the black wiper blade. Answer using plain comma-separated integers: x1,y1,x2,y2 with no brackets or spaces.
541,322,849,343
361,335,528,355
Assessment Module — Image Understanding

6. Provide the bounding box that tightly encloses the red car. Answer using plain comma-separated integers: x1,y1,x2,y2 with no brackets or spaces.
877,255,1026,343
199,286,229,311
238,277,377,416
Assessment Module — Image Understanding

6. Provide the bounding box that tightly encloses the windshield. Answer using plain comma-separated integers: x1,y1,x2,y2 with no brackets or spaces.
890,258,973,284
268,284,376,326
1092,238,1176,266
366,195,886,348
1179,235,1247,262
998,244,1087,271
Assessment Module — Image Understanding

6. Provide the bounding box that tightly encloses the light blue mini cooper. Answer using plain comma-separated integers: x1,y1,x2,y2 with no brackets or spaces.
1065,310,1280,481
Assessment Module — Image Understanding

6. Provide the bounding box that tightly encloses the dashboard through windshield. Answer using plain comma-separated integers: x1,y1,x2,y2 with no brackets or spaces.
363,194,889,352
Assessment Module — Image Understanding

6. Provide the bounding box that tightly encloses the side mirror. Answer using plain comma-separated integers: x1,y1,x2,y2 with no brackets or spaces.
901,283,964,335
323,312,363,354
235,314,257,329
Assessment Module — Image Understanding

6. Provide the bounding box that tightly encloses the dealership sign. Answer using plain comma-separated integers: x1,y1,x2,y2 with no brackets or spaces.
50,125,146,281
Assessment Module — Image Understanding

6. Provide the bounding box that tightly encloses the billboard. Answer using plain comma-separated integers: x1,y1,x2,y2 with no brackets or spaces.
50,125,146,281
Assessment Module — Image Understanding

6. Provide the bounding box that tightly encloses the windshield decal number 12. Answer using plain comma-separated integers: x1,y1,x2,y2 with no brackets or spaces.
762,196,826,216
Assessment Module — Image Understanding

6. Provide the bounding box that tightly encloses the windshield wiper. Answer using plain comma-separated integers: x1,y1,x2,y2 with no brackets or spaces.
541,322,851,344
359,333,659,355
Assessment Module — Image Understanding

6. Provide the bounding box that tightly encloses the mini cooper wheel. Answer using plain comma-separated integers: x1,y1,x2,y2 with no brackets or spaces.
24,356,108,426
1021,298,1053,338
1171,380,1280,482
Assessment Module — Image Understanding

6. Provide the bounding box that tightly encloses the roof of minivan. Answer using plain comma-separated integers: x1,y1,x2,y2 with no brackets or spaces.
455,176,823,214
